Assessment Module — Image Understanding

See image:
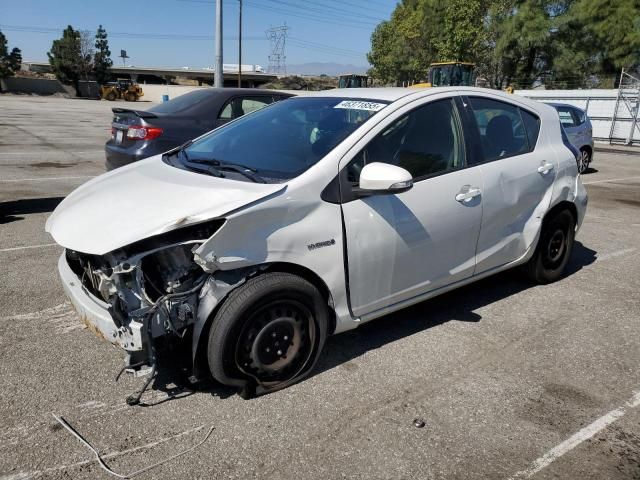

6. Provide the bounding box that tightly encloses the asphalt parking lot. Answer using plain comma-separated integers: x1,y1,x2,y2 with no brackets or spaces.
1,94,639,480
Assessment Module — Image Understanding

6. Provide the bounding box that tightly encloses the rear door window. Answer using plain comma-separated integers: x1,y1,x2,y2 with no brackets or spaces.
218,96,273,121
468,97,529,161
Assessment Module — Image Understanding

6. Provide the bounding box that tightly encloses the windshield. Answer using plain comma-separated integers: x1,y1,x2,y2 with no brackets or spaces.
177,97,388,181
430,65,474,87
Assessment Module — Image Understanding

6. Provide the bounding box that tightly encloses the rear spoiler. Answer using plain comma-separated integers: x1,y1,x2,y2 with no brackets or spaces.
111,108,157,119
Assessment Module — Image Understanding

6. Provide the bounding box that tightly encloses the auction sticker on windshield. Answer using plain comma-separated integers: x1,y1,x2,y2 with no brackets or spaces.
334,100,386,112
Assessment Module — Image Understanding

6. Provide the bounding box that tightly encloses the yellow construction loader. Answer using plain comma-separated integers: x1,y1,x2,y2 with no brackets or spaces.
100,79,144,101
412,62,476,88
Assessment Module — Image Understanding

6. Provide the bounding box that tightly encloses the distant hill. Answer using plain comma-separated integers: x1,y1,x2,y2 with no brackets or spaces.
286,62,368,76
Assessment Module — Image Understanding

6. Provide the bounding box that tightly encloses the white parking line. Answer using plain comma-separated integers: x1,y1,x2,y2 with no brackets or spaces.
582,175,640,185
596,248,636,262
508,390,640,479
0,243,59,253
0,175,95,183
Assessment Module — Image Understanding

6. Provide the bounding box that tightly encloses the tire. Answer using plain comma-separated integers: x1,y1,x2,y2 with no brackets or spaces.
124,92,137,102
525,209,576,284
207,272,328,397
578,148,591,174
105,91,117,101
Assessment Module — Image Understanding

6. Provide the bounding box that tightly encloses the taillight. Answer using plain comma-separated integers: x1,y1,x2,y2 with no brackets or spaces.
126,125,163,140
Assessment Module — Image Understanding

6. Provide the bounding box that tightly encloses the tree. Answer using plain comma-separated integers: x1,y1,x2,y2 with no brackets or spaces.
434,0,486,63
0,30,22,84
494,1,555,88
368,0,440,85
48,25,83,96
562,0,640,84
475,0,514,89
368,0,640,88
94,25,112,85
78,30,94,81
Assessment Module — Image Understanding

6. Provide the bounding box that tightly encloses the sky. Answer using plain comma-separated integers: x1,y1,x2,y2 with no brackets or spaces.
0,0,397,70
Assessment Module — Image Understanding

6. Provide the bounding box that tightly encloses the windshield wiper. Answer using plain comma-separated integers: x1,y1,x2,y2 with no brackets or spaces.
185,158,266,183
182,160,225,178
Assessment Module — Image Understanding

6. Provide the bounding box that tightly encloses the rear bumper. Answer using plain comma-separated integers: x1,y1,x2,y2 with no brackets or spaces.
104,144,148,171
58,253,144,351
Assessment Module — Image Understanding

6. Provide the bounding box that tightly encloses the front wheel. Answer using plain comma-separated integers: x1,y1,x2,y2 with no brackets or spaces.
525,209,576,284
207,272,328,397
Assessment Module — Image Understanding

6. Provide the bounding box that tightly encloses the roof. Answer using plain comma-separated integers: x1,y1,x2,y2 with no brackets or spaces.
547,102,585,111
304,86,533,103
298,87,556,118
305,87,419,102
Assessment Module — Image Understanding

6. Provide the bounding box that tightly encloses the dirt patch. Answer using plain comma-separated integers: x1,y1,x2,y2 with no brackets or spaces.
616,198,640,208
518,382,600,435
30,162,78,169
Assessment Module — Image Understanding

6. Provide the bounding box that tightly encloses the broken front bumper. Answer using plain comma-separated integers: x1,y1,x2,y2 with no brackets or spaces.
58,253,144,351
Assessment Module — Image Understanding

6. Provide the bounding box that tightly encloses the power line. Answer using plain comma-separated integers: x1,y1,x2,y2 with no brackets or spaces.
287,38,366,60
258,0,384,23
1,24,368,60
288,37,365,56
180,0,376,30
243,0,377,29
0,24,263,41
322,0,392,15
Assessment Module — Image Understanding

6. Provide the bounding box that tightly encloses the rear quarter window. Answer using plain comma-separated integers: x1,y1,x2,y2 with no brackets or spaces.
521,109,541,151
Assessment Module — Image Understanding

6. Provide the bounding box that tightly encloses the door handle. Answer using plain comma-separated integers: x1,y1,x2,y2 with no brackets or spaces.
455,186,481,203
538,162,555,174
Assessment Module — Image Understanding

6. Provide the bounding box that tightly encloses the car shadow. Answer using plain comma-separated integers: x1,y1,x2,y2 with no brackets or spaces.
314,241,597,376
0,196,65,224
582,167,599,175
140,241,596,403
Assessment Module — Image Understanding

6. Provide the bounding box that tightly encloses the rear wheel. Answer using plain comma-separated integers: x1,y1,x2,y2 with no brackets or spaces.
105,91,117,101
525,209,575,284
207,273,328,397
578,148,591,174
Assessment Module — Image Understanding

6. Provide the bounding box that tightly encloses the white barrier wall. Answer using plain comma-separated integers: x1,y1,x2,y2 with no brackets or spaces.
515,89,634,143
138,84,209,103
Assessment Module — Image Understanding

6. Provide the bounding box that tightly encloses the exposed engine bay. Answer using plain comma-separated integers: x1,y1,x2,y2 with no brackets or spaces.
64,220,229,403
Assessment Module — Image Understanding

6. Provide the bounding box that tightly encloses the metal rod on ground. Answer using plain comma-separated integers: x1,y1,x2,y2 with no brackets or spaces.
238,0,242,88
215,0,223,88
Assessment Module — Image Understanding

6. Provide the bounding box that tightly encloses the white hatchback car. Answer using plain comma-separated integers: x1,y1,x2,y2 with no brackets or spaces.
47,87,588,401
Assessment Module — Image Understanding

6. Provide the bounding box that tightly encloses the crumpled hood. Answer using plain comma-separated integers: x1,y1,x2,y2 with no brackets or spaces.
46,156,285,255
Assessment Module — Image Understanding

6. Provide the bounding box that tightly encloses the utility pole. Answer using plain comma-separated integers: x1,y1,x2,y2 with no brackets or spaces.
238,0,242,88
215,0,223,88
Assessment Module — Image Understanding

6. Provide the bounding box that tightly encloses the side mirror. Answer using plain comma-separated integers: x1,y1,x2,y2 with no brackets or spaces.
356,162,413,195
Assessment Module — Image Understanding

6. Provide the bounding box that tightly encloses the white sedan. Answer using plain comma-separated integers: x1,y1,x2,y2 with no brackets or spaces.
47,87,588,400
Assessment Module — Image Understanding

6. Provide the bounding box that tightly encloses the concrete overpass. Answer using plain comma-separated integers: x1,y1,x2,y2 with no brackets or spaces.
23,62,278,88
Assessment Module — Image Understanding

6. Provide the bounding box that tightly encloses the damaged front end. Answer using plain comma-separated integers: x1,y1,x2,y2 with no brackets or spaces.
63,219,225,402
